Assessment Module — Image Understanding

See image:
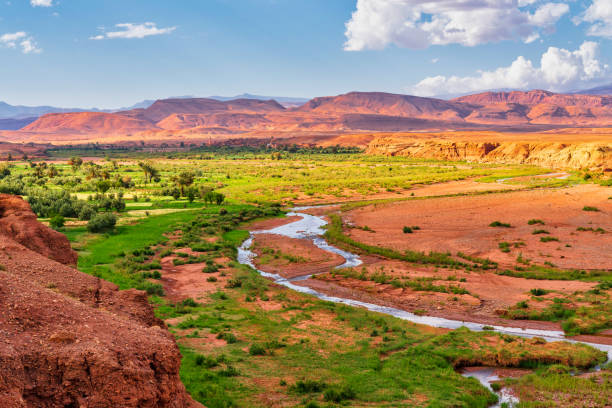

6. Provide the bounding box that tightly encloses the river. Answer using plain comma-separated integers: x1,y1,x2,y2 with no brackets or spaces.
237,208,611,407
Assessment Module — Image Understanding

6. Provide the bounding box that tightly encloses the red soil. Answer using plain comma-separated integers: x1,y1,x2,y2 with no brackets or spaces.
252,234,345,279
345,184,612,270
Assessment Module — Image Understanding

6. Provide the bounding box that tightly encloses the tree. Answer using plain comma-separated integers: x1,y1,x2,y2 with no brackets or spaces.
49,215,65,229
68,156,83,172
96,180,111,193
187,187,196,203
87,213,117,233
138,161,159,184
6,153,12,162
173,171,194,197
46,165,59,178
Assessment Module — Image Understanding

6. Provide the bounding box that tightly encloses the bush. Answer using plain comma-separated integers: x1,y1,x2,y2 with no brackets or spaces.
323,385,356,402
87,213,117,233
583,206,599,212
290,380,327,394
402,226,413,234
78,204,96,221
490,221,511,228
248,344,266,356
528,219,545,225
49,214,65,229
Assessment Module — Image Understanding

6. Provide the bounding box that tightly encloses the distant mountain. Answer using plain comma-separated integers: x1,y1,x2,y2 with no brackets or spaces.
573,84,612,95
9,90,612,141
0,117,38,130
0,102,96,120
208,94,309,108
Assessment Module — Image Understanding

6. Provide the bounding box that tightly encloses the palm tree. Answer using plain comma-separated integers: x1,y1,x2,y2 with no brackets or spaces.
174,171,195,197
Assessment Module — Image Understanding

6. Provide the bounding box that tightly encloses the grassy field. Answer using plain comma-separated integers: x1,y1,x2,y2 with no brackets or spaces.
13,146,611,407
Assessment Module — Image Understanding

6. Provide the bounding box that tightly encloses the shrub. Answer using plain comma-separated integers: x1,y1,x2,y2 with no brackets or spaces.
49,214,65,229
402,226,413,234
216,332,237,344
540,236,559,243
181,298,198,307
490,221,511,228
528,219,545,225
248,344,266,356
323,385,356,402
78,204,96,221
583,206,599,212
290,380,327,394
532,229,549,235
530,288,549,296
87,213,117,233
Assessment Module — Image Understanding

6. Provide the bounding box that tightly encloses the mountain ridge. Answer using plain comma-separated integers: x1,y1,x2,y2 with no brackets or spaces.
7,90,612,141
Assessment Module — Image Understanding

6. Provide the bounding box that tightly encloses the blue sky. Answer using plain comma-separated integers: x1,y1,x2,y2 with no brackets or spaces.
1,0,611,108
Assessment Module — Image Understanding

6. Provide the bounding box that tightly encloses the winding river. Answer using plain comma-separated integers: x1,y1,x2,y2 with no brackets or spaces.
237,207,611,407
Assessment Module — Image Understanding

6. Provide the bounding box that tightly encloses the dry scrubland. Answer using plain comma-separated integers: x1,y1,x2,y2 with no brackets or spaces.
3,144,611,407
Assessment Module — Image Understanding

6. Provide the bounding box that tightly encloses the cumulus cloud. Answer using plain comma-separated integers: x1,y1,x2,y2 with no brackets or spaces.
411,41,609,96
575,0,612,38
30,0,53,6
0,32,41,53
344,0,570,50
90,22,176,40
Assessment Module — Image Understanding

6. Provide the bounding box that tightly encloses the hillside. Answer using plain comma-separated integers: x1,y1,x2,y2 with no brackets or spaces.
4,90,612,143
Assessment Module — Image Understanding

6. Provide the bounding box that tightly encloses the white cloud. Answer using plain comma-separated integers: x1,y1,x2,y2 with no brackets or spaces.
411,41,609,96
344,0,570,50
30,0,52,7
528,3,569,27
0,31,41,53
90,22,176,40
575,0,612,38
20,38,41,54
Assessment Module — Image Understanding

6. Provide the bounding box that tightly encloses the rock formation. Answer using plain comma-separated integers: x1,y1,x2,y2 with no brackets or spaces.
366,136,612,170
0,194,201,408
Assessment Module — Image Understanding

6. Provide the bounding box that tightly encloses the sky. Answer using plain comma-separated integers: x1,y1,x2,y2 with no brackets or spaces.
1,0,611,108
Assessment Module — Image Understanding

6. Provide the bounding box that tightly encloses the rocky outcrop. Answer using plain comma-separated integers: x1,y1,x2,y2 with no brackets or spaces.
366,137,612,170
0,194,201,408
0,195,77,265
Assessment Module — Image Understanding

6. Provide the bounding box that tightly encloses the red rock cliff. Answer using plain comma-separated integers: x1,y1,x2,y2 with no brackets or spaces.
0,194,202,408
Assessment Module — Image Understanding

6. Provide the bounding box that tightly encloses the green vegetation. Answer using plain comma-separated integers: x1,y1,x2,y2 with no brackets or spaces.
26,149,607,407
582,206,599,212
528,219,545,225
489,221,512,228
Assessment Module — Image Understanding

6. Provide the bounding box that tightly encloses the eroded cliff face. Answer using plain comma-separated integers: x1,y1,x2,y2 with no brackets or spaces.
366,137,612,170
0,194,201,408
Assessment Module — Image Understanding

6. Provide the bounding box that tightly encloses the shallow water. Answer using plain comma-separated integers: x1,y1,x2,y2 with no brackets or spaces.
462,368,519,408
237,208,611,407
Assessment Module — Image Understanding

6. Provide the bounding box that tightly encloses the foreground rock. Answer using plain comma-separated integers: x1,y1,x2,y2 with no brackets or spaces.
0,195,201,407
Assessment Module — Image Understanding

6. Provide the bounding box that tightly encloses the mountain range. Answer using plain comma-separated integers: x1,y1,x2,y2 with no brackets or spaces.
3,88,612,143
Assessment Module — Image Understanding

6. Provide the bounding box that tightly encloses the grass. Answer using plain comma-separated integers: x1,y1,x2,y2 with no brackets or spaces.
582,206,599,212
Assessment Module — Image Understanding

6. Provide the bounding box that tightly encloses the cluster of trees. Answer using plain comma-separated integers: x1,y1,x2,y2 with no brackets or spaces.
27,190,126,220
